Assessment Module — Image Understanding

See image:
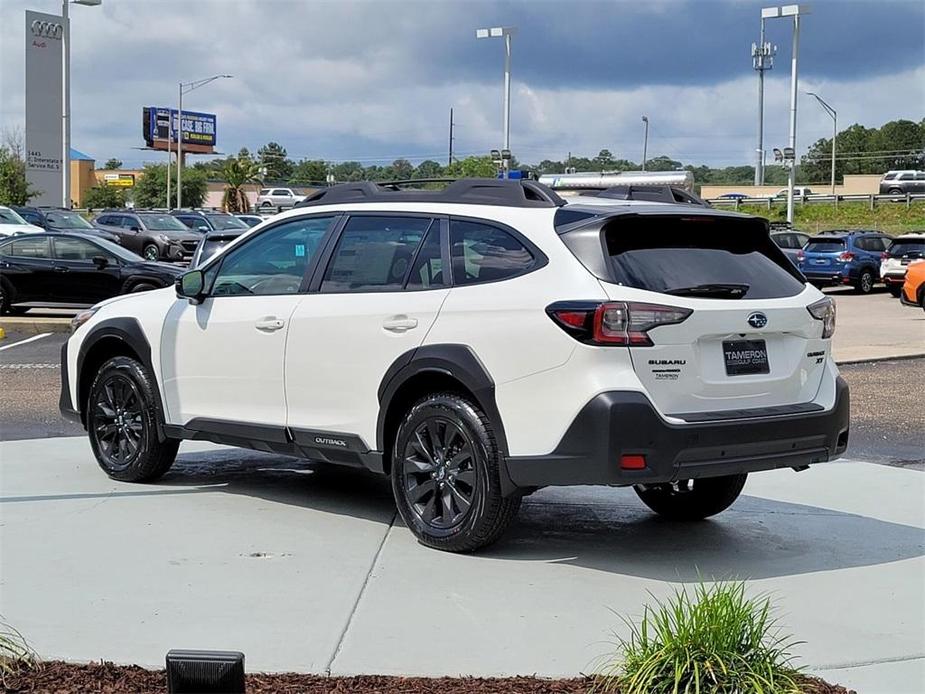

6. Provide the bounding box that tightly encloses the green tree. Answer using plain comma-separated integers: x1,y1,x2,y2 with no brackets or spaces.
102,158,123,170
133,163,208,208
593,149,615,170
413,160,444,179
445,155,497,178
220,155,263,212
0,146,34,205
258,141,294,181
386,158,414,180
83,183,126,209
330,161,365,182
645,155,683,172
870,119,925,170
291,159,328,185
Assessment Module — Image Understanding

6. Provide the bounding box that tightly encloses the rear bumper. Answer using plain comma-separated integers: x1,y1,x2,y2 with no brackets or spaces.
504,377,850,488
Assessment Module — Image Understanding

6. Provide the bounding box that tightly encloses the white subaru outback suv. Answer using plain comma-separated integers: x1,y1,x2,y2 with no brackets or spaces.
61,179,849,552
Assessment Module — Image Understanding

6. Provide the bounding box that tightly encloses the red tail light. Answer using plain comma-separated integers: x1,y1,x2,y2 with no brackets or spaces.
547,301,692,347
881,252,891,260
838,251,855,262
796,250,805,262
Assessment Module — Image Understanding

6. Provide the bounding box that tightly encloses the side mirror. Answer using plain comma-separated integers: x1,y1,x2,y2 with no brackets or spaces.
129,225,140,232
91,255,109,269
176,269,205,304
198,225,210,232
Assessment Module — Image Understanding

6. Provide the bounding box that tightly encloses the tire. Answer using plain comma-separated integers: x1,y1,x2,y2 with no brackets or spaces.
888,286,902,298
87,356,179,483
391,392,521,552
854,269,874,294
888,188,903,196
634,474,747,521
130,282,159,293
260,201,272,209
142,244,160,262
0,281,12,315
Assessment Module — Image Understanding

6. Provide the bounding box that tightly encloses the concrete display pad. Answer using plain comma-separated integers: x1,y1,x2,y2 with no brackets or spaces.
1,437,922,692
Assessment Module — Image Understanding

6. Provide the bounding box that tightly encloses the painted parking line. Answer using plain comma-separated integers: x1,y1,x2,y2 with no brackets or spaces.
0,363,59,369
0,333,52,352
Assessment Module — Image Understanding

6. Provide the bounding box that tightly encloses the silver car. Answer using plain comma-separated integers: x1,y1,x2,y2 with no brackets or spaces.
255,187,305,209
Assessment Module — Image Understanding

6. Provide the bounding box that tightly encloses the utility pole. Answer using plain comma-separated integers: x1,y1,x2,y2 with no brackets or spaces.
448,107,454,166
784,6,804,225
641,115,649,171
754,10,777,185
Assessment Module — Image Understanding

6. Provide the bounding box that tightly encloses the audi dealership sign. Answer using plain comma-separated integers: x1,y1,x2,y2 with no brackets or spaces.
25,10,67,206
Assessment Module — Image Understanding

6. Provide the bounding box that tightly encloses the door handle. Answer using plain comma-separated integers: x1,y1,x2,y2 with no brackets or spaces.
255,317,285,332
53,266,69,273
382,316,418,333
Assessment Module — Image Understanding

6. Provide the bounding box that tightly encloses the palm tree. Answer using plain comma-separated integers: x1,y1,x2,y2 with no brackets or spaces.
221,156,263,213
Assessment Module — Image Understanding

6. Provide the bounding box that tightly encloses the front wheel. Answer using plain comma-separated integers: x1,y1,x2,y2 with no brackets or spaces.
142,244,160,262
87,356,179,482
634,474,747,521
391,393,521,552
854,269,874,294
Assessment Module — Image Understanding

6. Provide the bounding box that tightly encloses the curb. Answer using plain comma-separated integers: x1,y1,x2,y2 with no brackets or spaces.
0,317,71,335
835,352,925,366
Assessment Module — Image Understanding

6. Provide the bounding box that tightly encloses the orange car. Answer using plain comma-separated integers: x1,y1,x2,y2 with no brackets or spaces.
900,259,925,310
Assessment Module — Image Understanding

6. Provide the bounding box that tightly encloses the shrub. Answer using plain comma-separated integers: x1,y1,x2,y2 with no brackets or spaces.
594,582,802,694
0,620,38,686
83,183,126,210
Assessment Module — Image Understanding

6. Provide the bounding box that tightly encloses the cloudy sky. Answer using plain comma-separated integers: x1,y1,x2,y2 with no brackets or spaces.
1,0,922,169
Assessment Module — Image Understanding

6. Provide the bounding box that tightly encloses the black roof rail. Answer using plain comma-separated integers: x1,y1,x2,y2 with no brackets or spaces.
294,178,565,209
590,185,710,207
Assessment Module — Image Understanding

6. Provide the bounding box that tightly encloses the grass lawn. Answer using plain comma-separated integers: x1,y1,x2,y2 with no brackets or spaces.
729,201,925,235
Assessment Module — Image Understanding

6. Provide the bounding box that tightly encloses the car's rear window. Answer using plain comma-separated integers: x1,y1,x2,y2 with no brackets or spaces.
888,241,925,257
601,216,805,300
805,239,846,253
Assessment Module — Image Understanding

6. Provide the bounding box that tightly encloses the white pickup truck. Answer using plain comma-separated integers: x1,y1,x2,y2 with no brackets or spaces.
255,187,306,209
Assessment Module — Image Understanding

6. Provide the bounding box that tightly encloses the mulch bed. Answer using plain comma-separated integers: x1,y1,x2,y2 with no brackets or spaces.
2,661,855,693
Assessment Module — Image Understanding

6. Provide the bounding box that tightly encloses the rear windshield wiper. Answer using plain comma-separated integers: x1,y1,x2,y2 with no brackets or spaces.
665,283,750,299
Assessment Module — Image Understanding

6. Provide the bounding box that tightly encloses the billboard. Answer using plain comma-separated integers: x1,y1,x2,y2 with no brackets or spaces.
142,107,217,152
25,10,67,206
103,173,135,187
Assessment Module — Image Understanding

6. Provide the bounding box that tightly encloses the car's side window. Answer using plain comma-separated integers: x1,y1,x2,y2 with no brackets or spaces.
96,215,112,226
406,224,444,290
5,237,50,259
320,216,432,293
450,219,536,286
52,237,107,261
210,215,334,297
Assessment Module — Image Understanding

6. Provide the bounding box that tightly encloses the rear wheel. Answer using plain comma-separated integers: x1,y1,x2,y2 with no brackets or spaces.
854,269,874,294
130,282,160,293
142,244,160,262
888,286,902,298
634,474,747,521
87,356,178,482
391,393,521,552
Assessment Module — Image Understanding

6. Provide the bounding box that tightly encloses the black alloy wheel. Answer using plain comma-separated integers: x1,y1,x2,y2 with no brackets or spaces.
92,373,145,470
391,393,521,552
143,244,159,261
401,417,477,530
87,356,179,482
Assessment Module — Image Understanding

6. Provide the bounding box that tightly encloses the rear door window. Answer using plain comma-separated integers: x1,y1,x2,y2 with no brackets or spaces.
5,237,51,258
321,215,432,293
805,239,846,253
603,216,805,300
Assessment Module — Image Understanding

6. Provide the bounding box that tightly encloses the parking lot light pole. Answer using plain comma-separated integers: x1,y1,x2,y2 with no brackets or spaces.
177,74,232,209
62,0,102,208
806,91,837,195
476,26,516,178
755,8,779,185
781,4,809,224
641,115,649,171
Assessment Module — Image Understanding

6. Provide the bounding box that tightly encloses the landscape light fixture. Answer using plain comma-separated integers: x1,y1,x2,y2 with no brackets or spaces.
806,91,837,195
166,650,245,693
176,74,233,208
476,26,516,178
62,0,103,208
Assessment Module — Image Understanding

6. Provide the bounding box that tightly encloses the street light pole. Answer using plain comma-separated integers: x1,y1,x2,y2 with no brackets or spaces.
641,115,649,171
176,74,232,209
61,0,103,208
780,5,808,224
476,26,516,178
806,91,837,195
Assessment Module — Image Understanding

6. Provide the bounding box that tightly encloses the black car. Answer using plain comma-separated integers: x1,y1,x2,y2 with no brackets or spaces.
9,206,121,245
172,210,250,233
93,210,201,262
0,232,183,313
189,229,247,268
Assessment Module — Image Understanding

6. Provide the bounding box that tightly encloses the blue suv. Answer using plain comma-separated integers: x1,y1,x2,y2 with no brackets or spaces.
798,230,892,294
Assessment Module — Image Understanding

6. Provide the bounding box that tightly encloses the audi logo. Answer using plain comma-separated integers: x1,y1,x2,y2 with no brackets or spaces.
31,20,64,40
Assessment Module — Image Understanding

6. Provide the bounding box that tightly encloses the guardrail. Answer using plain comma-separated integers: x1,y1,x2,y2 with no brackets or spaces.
705,193,925,210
